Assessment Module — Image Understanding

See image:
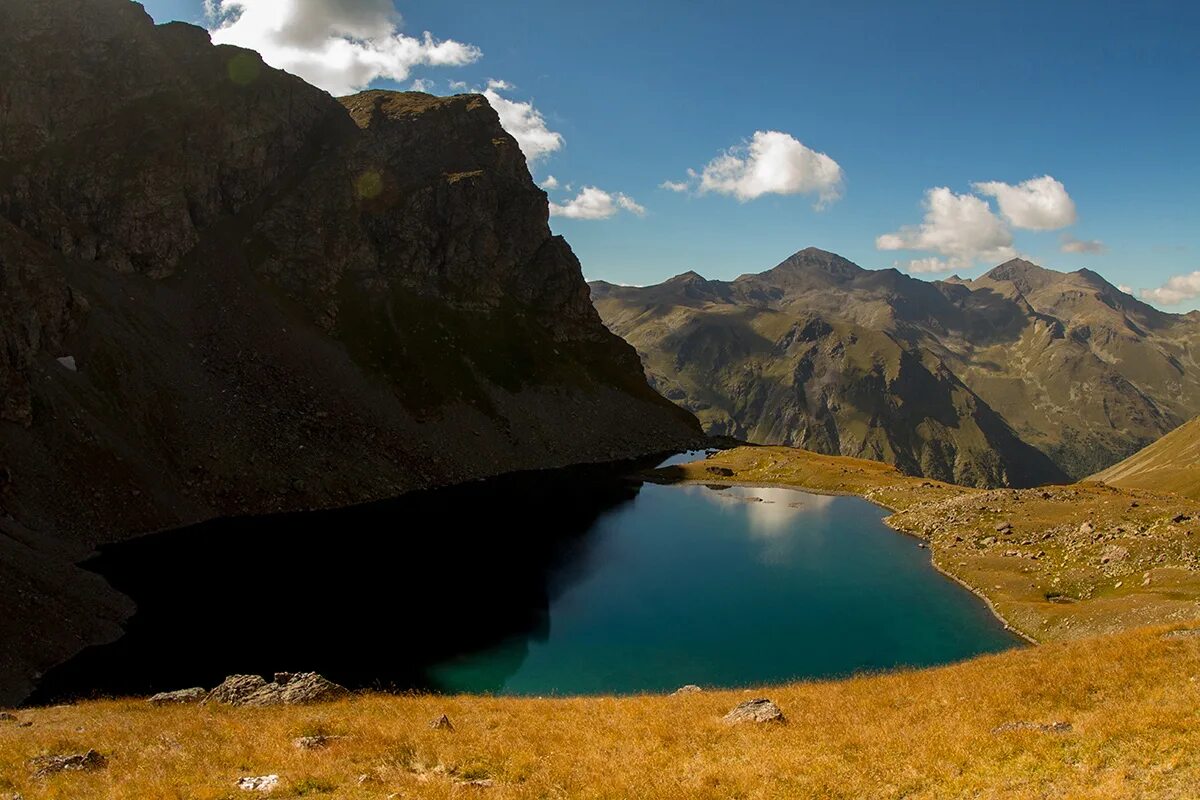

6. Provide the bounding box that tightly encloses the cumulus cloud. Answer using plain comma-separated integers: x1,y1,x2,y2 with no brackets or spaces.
665,131,843,207
973,175,1077,230
549,187,646,220
1060,234,1106,254
1117,284,1134,295
409,77,434,92
205,0,481,96
540,175,559,190
1142,272,1200,305
481,79,564,162
876,187,1016,273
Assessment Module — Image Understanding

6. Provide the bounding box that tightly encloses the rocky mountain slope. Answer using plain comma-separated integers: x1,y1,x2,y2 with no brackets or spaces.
592,248,1200,487
1090,416,1200,499
0,0,698,704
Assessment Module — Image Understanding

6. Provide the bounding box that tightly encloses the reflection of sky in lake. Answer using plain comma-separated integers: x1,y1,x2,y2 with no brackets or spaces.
679,484,837,563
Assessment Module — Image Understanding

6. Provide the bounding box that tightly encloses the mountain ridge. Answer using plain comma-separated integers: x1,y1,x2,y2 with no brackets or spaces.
592,248,1200,486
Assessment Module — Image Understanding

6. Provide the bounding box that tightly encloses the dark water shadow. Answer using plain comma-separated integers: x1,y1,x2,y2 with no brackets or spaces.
29,457,660,705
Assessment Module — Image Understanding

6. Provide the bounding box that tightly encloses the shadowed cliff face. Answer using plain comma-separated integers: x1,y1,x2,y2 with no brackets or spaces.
0,0,698,703
592,249,1200,488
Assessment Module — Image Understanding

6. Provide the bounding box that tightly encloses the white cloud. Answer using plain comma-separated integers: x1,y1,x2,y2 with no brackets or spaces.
409,77,434,92
540,175,559,190
1142,272,1200,305
481,79,563,162
973,175,1077,231
876,187,1016,272
448,80,468,91
206,0,481,96
1060,234,1106,254
1117,284,1134,294
549,187,646,220
667,131,843,207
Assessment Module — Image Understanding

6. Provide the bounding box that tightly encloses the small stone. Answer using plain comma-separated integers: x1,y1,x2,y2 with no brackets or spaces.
429,714,454,731
456,779,495,789
237,775,280,793
992,720,1072,735
293,735,338,750
1079,521,1095,535
722,698,785,725
0,712,16,722
55,356,77,372
29,750,107,778
995,521,1013,533
672,685,702,695
1100,545,1129,565
148,687,206,705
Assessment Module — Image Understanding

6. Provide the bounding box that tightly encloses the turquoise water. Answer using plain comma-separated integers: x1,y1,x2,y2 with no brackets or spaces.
427,478,1022,695
33,453,1022,704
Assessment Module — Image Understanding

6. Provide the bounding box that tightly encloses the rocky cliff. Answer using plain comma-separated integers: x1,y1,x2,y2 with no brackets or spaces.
592,248,1200,487
0,0,698,704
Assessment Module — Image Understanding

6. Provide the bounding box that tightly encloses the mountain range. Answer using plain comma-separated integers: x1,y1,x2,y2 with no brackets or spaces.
592,248,1200,487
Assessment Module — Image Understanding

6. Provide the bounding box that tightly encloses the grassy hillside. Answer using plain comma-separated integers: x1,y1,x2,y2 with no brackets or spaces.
1090,416,1200,499
4,626,1200,799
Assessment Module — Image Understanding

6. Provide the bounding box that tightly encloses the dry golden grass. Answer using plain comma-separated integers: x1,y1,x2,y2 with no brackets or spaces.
654,446,1200,642
4,625,1200,799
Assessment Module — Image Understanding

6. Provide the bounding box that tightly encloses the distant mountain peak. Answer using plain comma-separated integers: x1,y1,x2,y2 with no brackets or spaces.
765,247,864,281
667,269,707,283
983,258,1054,282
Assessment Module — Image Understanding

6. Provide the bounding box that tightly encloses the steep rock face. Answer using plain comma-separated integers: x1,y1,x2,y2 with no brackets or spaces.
593,249,1200,487
0,0,698,703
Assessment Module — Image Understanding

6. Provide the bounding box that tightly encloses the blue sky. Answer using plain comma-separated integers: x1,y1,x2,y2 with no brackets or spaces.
142,0,1200,309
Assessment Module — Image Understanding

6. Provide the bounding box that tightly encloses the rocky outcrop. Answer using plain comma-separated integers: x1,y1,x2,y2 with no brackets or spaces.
0,0,699,705
593,249,1200,487
205,673,348,707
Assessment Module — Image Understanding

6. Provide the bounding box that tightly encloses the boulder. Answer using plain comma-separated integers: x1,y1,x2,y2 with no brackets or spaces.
429,714,455,731
722,698,785,725
672,685,702,695
148,687,206,705
0,712,16,722
28,749,106,778
705,466,735,477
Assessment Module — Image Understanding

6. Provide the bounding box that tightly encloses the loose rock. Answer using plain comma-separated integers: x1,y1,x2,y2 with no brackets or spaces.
722,698,785,725
0,712,16,722
29,750,106,778
430,714,455,731
237,775,280,792
294,735,339,750
672,685,702,695
992,720,1072,734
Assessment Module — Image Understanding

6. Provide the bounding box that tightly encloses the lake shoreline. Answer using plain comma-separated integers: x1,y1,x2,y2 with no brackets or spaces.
659,474,1036,644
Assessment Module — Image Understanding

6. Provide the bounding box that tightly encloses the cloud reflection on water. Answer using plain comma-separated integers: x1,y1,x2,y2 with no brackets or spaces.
679,484,837,564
